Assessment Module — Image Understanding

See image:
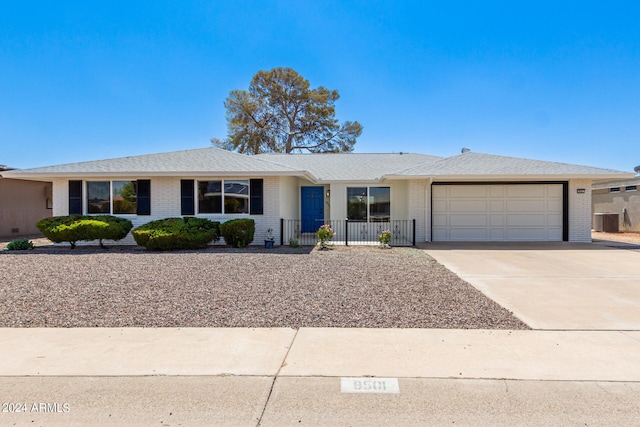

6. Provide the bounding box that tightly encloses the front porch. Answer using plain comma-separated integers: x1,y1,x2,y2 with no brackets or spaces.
280,219,416,246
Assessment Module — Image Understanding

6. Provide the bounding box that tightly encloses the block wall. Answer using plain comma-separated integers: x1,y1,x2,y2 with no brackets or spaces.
568,179,592,242
408,179,429,242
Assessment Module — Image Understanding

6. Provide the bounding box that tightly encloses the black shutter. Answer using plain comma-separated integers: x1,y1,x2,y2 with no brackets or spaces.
181,179,195,215
136,180,151,215
69,180,83,215
250,179,263,215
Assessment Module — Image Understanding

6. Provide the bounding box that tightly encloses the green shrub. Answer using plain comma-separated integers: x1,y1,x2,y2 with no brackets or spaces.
36,215,133,249
131,217,220,250
5,239,35,251
316,224,335,249
378,230,391,248
220,218,255,248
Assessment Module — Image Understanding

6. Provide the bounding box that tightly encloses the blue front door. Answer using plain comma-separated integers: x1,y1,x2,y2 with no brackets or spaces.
301,186,324,233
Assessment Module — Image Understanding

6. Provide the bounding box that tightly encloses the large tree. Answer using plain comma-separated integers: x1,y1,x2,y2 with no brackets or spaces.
214,67,363,154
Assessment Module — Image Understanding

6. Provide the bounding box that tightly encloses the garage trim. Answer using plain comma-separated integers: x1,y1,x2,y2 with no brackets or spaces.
431,181,568,242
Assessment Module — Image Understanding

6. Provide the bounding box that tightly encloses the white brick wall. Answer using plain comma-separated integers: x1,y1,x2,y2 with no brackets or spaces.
568,179,592,242
51,176,595,245
408,179,429,242
51,176,282,246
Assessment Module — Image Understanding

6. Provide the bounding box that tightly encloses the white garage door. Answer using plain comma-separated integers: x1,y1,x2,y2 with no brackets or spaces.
432,184,564,242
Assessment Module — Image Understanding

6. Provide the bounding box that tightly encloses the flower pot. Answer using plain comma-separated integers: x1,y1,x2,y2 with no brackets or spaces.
264,240,274,249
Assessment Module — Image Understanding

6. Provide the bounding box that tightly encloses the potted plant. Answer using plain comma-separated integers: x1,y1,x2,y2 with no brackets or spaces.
265,228,275,249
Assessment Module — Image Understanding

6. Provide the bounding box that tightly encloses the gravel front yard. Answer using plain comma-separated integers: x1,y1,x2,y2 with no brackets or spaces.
0,245,527,329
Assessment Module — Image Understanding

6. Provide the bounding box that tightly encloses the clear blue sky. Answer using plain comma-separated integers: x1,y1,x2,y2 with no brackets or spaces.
2,1,639,171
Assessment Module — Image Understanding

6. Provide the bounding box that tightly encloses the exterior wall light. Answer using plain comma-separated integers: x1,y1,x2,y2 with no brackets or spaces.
577,188,586,194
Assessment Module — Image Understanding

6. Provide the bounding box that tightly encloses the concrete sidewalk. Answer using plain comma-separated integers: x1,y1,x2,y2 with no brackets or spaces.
2,327,640,380
2,328,640,425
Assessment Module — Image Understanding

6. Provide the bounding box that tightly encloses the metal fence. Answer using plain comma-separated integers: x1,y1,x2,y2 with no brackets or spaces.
280,219,415,246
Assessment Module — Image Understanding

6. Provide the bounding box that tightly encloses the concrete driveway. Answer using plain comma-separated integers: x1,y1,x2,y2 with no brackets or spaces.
422,242,640,330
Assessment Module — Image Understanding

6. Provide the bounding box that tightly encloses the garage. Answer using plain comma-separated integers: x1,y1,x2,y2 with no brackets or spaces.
432,183,567,242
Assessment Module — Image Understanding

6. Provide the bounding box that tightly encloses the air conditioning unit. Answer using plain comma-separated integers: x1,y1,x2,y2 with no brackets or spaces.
593,213,619,232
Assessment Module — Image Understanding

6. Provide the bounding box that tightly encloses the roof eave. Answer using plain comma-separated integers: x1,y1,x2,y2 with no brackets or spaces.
430,173,637,181
313,178,387,184
1,170,313,180
380,174,428,180
382,172,636,181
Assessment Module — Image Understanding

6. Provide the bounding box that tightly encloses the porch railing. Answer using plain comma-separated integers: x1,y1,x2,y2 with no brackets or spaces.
280,219,415,246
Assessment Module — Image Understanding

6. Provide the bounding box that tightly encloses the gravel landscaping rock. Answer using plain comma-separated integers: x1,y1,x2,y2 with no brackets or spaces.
0,245,528,329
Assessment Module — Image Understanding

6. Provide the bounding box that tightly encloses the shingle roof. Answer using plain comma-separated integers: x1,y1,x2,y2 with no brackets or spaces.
391,152,632,178
2,148,633,182
3,147,304,177
255,152,442,181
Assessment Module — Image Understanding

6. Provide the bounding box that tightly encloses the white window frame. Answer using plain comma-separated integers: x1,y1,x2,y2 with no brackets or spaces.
346,186,391,222
85,180,138,215
196,179,250,215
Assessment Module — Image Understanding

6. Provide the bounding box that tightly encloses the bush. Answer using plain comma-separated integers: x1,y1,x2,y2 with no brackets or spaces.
316,224,335,249
132,217,220,250
36,215,133,249
5,239,35,251
378,230,391,248
220,218,255,248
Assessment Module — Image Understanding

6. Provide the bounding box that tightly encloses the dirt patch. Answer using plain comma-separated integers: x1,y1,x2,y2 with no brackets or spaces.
592,231,640,245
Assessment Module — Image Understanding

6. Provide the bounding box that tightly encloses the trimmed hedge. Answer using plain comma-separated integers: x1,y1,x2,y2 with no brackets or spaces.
132,217,220,250
220,218,255,248
36,215,133,249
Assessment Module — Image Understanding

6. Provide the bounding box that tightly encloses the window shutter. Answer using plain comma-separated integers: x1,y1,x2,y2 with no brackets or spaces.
68,180,83,215
250,179,264,215
136,180,151,215
181,179,195,215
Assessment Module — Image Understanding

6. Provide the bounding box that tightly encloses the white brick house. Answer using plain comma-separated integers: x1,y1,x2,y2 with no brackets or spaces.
2,147,633,245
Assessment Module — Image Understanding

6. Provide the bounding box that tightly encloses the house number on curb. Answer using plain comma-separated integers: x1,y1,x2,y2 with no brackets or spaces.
340,377,400,394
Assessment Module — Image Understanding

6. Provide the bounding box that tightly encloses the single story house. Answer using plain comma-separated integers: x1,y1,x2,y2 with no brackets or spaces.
0,165,52,238
592,177,640,232
1,147,633,245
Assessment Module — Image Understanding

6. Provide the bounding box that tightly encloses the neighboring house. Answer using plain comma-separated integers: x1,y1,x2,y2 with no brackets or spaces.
1,148,633,245
592,177,640,232
0,165,52,238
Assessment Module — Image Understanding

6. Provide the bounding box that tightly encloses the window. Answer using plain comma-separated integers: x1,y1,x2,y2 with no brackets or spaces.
113,181,137,214
224,180,249,214
198,181,222,213
198,180,250,214
84,180,149,215
609,187,621,193
347,187,367,221
369,187,391,222
347,187,390,222
87,181,111,213
625,185,637,192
